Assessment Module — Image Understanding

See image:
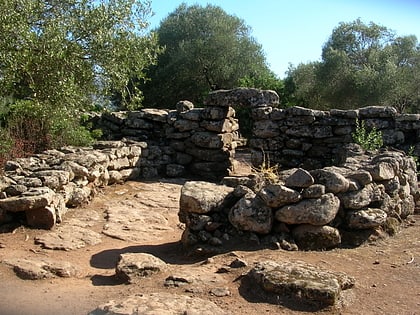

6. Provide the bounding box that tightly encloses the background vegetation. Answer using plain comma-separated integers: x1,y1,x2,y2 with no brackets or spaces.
0,2,419,164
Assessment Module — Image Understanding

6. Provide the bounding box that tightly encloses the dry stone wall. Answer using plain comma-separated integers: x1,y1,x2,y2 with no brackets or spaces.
179,146,418,252
0,141,144,229
91,101,239,180
249,103,420,170
2,87,420,234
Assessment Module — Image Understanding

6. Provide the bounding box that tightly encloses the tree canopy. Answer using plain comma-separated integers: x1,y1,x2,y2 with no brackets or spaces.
286,19,420,112
0,0,161,156
141,3,274,107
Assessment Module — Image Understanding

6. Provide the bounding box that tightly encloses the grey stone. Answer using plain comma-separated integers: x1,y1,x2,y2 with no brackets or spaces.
176,100,194,112
115,253,167,283
338,183,376,210
292,225,341,250
179,181,234,215
34,225,102,250
367,161,396,181
284,168,314,188
248,260,355,306
257,184,301,208
3,258,81,280
310,169,350,193
302,184,325,198
229,195,273,234
204,87,279,107
275,193,340,225
347,208,387,229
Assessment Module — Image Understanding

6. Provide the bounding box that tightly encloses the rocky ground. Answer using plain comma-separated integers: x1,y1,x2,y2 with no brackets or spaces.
0,155,419,315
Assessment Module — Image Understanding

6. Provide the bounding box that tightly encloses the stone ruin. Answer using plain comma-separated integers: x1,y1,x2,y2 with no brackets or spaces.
0,87,418,247
1,88,419,311
179,146,417,252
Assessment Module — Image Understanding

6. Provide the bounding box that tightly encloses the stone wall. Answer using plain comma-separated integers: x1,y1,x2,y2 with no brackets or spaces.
179,146,418,252
90,100,239,180
0,140,144,229
249,102,420,170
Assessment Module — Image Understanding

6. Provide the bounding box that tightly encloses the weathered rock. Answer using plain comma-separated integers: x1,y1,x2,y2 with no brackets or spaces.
367,161,396,181
176,100,194,112
115,253,167,283
302,184,325,198
229,194,273,234
257,184,301,208
34,225,102,250
284,168,314,188
292,225,341,250
204,87,279,107
179,181,234,215
275,193,340,225
347,208,387,229
310,169,349,193
89,293,228,315
2,258,81,280
102,199,172,242
0,187,56,213
338,183,376,210
248,260,355,306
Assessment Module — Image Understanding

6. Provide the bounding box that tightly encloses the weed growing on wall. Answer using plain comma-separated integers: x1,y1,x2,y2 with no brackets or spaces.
252,150,279,184
352,119,383,151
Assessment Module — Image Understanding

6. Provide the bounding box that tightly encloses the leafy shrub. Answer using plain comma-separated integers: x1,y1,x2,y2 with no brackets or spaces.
352,119,383,151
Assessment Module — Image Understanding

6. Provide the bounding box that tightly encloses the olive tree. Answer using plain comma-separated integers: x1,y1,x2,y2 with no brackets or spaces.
0,0,161,155
286,19,420,112
141,3,272,107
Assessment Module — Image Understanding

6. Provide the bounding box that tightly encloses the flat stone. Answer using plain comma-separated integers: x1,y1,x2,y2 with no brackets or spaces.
102,199,172,242
247,260,355,306
34,225,102,250
88,293,228,315
3,258,81,280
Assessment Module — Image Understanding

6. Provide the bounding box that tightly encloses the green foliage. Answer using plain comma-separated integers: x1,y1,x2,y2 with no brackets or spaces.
141,3,271,107
0,0,160,160
352,119,383,151
286,19,420,112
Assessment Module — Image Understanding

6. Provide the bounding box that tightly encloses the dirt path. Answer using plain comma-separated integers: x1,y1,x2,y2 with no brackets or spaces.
0,175,419,314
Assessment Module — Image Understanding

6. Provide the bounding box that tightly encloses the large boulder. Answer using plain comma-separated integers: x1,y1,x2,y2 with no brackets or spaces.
179,181,234,216
229,194,273,234
275,193,340,225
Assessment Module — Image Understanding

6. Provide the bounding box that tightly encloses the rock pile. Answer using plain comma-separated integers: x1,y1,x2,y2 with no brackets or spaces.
179,146,417,251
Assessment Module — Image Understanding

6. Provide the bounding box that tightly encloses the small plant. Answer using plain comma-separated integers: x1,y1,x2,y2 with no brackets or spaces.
352,119,383,151
252,150,279,184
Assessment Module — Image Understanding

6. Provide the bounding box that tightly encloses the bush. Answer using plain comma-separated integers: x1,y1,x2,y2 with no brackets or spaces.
352,119,383,151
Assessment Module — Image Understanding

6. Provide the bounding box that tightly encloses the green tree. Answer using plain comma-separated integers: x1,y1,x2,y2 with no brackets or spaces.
0,0,161,158
286,19,420,112
141,3,272,107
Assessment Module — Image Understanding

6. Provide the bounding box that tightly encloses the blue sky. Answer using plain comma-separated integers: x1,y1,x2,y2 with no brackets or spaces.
148,0,420,78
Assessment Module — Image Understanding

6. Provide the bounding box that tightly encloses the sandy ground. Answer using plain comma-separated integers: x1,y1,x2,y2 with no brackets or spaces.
0,155,419,315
